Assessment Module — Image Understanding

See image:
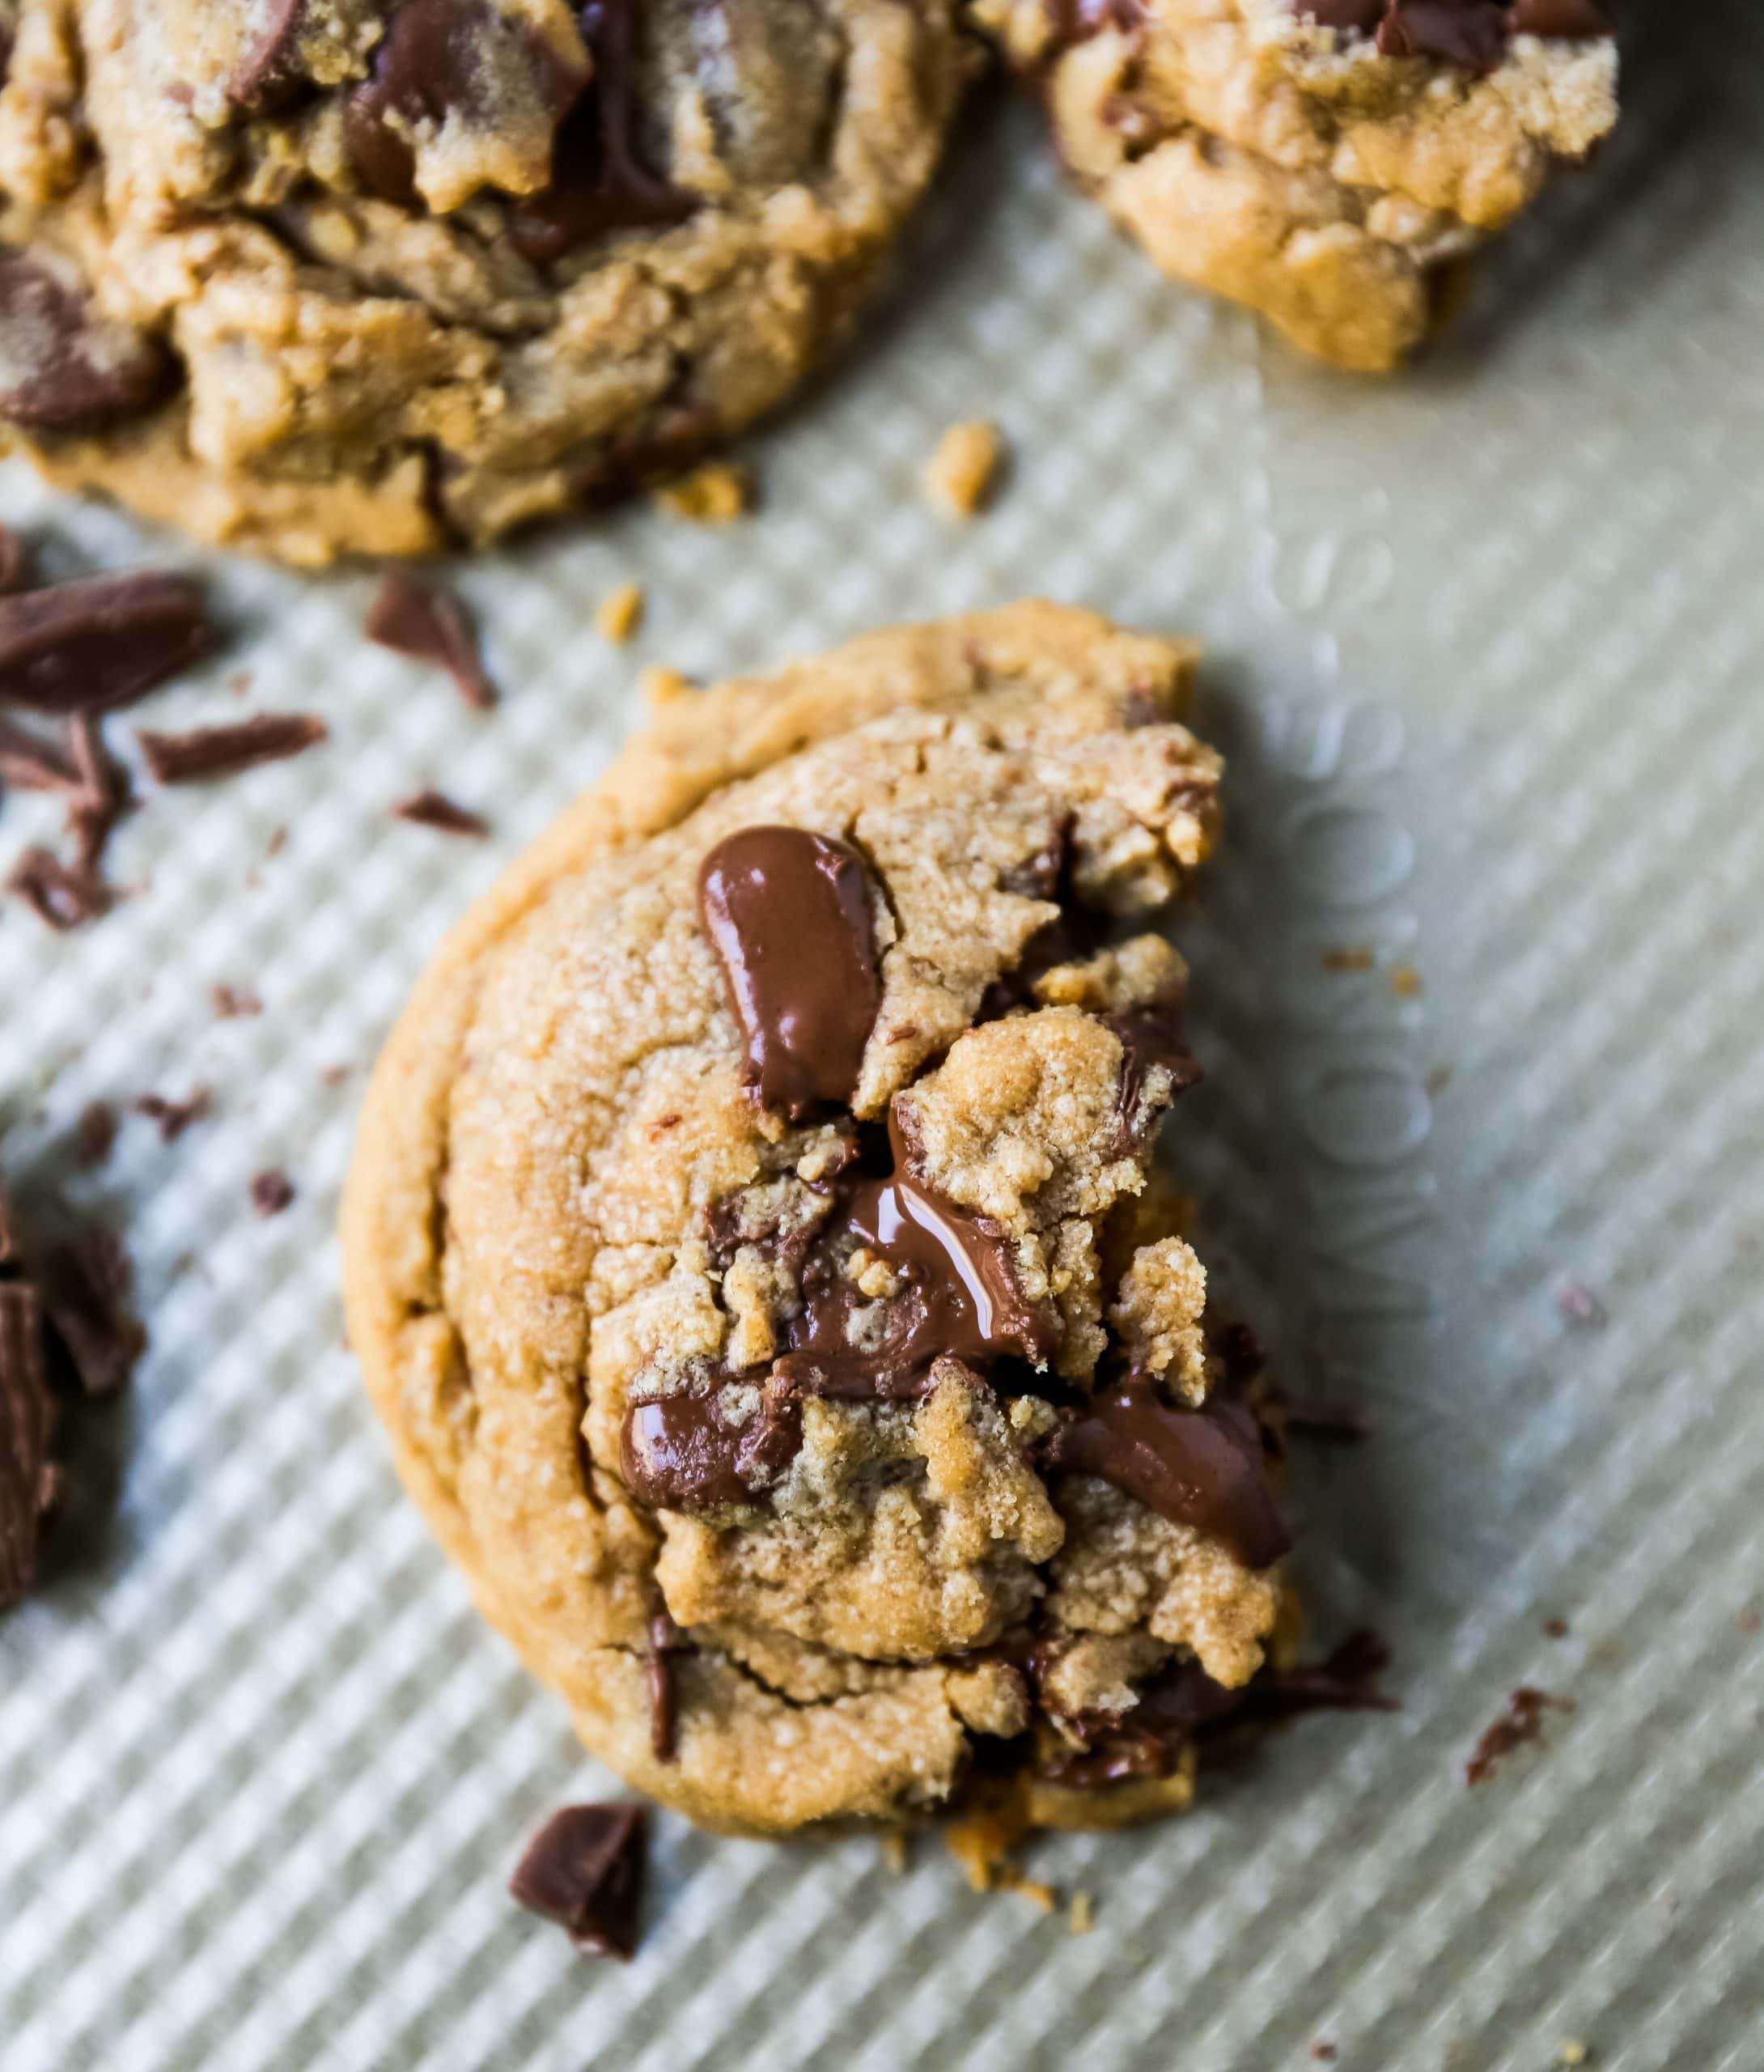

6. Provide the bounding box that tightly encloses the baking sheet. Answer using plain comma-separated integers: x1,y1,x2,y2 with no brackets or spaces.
5,4,1764,2066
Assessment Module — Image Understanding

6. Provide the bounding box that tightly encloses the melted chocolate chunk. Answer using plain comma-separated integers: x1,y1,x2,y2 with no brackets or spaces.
778,1110,1058,1399
1105,993,1202,1145
621,1374,802,1512
364,573,497,708
509,1802,646,1959
1507,0,1610,32
0,253,172,432
0,1276,54,1613
134,1089,212,1143
136,712,328,784
1298,0,1609,65
345,0,588,206
1041,1374,1291,1569
509,0,700,264
646,1607,687,1763
0,573,213,719
698,826,882,1122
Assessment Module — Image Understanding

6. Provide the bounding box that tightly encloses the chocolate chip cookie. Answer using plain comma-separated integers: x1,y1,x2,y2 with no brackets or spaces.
342,601,1300,1835
0,2,971,563
974,0,1618,371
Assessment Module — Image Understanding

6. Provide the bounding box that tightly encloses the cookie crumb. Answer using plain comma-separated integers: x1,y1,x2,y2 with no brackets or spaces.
1541,1616,1569,1640
1321,946,1374,973
655,461,750,524
1391,965,1422,996
924,420,1004,519
1557,2044,1589,2067
641,665,697,710
880,1828,910,1875
392,790,489,839
1068,1892,1095,1935
596,582,645,644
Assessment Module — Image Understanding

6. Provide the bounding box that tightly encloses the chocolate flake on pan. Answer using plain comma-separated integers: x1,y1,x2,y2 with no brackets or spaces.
391,790,490,838
249,1170,296,1218
509,1803,647,1959
136,713,329,784
133,1089,212,1143
365,574,498,710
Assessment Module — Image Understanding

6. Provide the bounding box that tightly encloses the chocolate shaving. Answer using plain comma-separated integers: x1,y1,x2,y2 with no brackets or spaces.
1465,1685,1573,1785
509,1802,647,1959
6,845,112,930
392,789,489,838
0,1275,54,1611
364,575,497,710
66,711,131,874
74,1102,117,1170
134,1089,211,1142
212,984,263,1019
0,572,213,717
136,712,328,784
249,1170,295,1218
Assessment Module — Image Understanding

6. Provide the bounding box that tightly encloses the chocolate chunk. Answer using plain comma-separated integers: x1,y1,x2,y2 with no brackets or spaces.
509,0,700,263
392,789,489,837
134,1089,211,1142
249,1170,295,1217
621,1375,802,1512
228,0,309,108
0,715,80,792
1105,993,1201,1146
75,1101,118,1170
41,1231,145,1397
646,1607,687,1763
345,0,588,206
136,712,328,784
1377,1,1508,66
1465,1684,1572,1784
510,1802,646,1959
0,253,172,431
0,573,213,718
1041,1375,1291,1569
698,826,882,1122
6,845,112,930
364,574,497,709
778,1108,1058,1399
0,1276,54,1612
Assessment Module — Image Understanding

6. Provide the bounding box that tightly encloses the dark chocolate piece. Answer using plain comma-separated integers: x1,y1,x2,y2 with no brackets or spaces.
0,573,213,718
6,846,112,930
1041,1375,1291,1569
392,789,490,837
0,1276,54,1612
249,1170,295,1217
698,825,882,1122
1299,0,1609,60
509,0,701,264
1465,1684,1572,1785
621,1374,802,1512
509,1802,646,1959
75,1101,118,1170
1105,993,1202,1145
0,253,172,431
134,1089,212,1143
0,523,27,592
344,0,588,207
41,1231,145,1397
66,711,131,875
136,712,328,784
364,574,497,709
0,715,80,792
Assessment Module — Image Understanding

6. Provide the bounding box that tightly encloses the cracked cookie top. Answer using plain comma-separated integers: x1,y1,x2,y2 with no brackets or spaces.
344,601,1291,1834
0,1,970,560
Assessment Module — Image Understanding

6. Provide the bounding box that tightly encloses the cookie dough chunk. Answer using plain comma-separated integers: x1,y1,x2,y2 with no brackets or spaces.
974,0,1618,371
0,2,971,563
343,601,1296,1835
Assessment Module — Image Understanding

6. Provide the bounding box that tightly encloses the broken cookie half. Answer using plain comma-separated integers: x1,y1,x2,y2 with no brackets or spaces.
973,0,1618,371
344,601,1346,1838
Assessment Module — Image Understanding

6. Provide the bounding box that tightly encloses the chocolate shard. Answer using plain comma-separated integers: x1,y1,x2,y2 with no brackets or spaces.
1041,1375,1292,1570
508,0,701,264
41,1232,145,1397
698,825,882,1122
136,712,328,784
0,523,27,593
391,789,489,838
0,1276,55,1611
0,252,173,432
6,845,112,930
133,1089,212,1143
364,574,497,709
249,1170,295,1218
0,572,214,718
509,1802,647,1959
